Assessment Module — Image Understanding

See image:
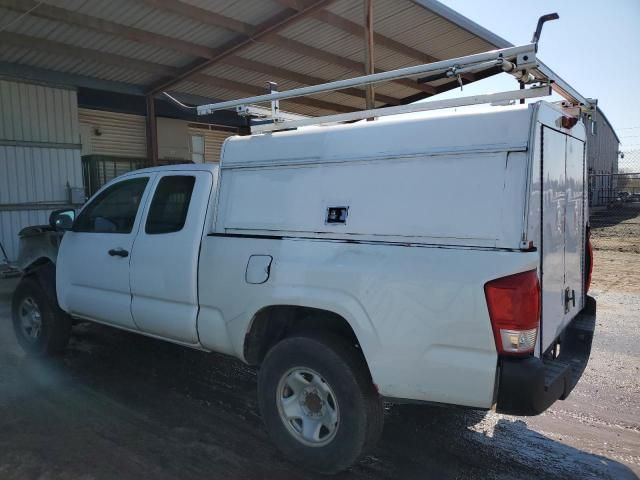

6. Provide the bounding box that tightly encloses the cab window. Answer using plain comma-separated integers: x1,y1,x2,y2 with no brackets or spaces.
145,176,195,234
74,177,149,233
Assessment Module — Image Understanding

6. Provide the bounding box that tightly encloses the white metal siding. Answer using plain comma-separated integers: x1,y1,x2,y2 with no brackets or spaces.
0,79,82,262
584,109,620,206
0,79,79,145
188,126,235,163
0,146,82,204
79,108,147,158
0,209,51,265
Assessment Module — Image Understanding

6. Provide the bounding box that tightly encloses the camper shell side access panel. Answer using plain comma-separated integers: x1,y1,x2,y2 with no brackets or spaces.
525,102,589,355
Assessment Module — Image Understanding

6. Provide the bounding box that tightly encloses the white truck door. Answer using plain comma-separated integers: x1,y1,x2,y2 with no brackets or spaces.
129,171,213,344
540,126,585,351
57,174,153,329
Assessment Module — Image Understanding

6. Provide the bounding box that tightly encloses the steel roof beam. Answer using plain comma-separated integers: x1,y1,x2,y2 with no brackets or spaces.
1,0,437,101
0,61,146,96
260,34,436,94
0,0,216,59
0,32,352,114
276,0,438,64
275,0,474,83
139,0,434,95
0,32,177,76
1,0,430,98
147,0,337,94
136,1,401,103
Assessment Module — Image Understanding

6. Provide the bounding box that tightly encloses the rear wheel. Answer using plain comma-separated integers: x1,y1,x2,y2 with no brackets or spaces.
257,334,383,474
12,276,71,356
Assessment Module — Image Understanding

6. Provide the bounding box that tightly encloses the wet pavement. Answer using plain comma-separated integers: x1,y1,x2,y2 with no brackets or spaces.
0,250,638,479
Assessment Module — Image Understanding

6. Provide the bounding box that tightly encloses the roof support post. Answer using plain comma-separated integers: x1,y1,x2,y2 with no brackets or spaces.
364,0,375,116
145,95,158,166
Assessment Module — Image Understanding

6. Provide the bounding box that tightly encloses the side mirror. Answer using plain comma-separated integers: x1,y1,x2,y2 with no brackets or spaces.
49,209,75,231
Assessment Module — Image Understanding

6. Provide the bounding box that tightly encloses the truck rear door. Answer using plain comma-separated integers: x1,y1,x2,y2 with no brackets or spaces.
540,126,586,352
129,170,213,344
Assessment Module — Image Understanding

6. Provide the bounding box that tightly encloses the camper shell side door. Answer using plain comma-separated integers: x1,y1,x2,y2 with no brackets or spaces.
526,103,587,355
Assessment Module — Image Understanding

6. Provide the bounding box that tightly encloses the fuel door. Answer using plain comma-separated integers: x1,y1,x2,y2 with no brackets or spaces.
245,255,273,284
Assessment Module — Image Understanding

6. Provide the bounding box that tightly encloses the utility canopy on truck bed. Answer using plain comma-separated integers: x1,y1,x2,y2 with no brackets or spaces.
218,101,588,356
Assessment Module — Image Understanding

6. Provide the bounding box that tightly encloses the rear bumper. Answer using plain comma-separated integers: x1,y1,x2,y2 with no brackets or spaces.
495,295,596,416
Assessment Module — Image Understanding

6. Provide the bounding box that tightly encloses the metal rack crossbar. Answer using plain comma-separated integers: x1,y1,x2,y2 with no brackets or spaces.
252,86,551,133
189,39,594,134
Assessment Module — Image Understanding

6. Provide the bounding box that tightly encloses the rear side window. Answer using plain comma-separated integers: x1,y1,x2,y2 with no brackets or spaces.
74,177,149,234
145,176,195,234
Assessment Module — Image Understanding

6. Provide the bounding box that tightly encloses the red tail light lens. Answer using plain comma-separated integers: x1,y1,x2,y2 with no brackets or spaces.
561,115,579,129
484,270,540,356
586,236,593,293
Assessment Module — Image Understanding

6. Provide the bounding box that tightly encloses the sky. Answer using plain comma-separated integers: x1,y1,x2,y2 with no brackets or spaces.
420,0,640,152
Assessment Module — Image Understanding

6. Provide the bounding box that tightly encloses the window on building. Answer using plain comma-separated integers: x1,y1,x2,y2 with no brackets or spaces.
145,176,195,234
74,177,149,233
191,134,205,163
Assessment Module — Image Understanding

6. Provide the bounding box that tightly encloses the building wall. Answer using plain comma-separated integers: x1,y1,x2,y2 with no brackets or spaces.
584,108,620,206
79,108,147,158
158,117,190,161
188,124,236,163
79,108,235,163
0,79,83,262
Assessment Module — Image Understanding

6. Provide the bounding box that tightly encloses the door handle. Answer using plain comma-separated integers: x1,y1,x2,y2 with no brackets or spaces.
108,248,129,258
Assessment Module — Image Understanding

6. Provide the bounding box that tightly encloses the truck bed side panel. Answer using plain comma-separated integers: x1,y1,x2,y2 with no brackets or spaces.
197,236,538,408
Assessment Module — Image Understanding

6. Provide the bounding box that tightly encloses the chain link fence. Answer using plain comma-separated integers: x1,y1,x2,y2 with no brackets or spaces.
589,149,640,253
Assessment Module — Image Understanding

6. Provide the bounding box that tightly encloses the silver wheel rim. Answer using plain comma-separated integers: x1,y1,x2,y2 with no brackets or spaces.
18,296,43,342
276,367,340,447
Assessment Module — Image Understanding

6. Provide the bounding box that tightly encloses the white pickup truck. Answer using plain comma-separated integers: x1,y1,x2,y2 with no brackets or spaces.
12,100,595,473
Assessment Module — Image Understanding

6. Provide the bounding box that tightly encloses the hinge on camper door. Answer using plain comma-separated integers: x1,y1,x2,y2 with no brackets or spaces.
564,287,575,313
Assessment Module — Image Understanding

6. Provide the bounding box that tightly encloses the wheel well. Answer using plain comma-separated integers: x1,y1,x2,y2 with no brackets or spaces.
22,259,57,305
24,257,54,274
244,306,363,366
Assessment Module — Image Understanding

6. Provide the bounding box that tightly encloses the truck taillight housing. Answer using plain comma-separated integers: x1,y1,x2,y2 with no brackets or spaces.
484,270,540,356
586,236,593,293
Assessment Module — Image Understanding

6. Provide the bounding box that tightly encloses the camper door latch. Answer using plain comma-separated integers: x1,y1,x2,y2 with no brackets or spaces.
564,287,576,313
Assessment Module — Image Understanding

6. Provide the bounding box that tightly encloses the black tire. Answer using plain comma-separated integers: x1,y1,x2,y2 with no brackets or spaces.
11,276,71,356
257,333,383,474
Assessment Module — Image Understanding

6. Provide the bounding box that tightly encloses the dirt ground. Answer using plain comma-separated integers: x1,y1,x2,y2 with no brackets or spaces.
0,212,638,479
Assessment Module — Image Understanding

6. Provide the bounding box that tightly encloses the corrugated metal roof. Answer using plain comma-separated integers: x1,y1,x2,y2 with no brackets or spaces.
0,0,522,117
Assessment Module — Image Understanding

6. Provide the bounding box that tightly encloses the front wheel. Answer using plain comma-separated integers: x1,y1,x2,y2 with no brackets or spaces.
257,334,383,474
12,276,71,356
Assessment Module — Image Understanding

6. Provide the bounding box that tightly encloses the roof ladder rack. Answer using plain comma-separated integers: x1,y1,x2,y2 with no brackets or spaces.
189,41,593,134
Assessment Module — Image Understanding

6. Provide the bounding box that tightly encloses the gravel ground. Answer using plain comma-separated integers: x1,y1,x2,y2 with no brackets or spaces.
0,215,638,479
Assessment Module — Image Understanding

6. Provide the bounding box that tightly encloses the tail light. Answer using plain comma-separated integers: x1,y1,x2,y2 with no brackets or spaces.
484,270,540,356
585,234,593,293
561,115,579,129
